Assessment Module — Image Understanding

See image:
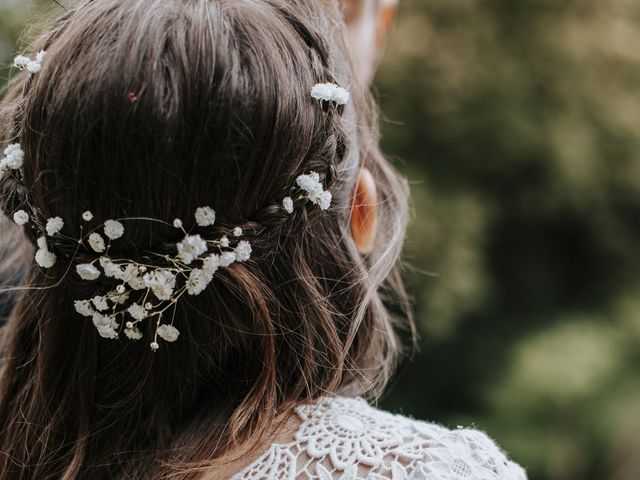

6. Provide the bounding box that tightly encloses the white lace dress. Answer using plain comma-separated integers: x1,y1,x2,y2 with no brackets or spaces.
231,396,527,480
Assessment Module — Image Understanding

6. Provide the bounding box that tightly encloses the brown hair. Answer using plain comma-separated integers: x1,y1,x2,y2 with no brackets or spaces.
0,0,412,478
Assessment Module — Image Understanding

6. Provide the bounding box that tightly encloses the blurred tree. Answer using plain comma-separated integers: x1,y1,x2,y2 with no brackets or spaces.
376,1,640,479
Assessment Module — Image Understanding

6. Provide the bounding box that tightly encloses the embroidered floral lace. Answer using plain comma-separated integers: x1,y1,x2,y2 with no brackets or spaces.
232,396,527,480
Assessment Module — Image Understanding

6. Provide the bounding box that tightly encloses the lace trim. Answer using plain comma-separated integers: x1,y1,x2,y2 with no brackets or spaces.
231,396,527,480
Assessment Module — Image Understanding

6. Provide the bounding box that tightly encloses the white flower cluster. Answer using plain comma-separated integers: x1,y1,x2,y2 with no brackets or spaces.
0,144,24,179
7,163,330,351
70,206,252,350
291,171,332,211
13,51,46,74
310,83,350,106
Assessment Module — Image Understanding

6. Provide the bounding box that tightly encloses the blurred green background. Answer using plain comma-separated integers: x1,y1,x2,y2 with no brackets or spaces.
2,1,640,479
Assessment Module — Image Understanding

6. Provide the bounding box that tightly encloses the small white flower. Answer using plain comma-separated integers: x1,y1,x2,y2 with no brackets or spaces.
220,236,230,248
106,289,129,305
157,324,180,342
92,313,111,328
46,217,64,236
97,324,119,339
127,303,148,321
104,219,124,240
37,236,48,250
1,144,24,170
309,190,332,211
35,249,56,268
173,218,183,228
332,86,350,105
220,251,236,267
13,210,29,225
296,172,322,195
116,284,126,294
186,268,211,296
310,83,334,101
177,234,208,264
91,295,109,312
235,241,252,262
26,61,41,74
233,226,243,237
13,55,30,68
74,300,94,317
202,254,220,277
195,206,216,227
124,327,143,340
82,210,93,221
35,50,46,64
150,341,160,351
76,263,101,281
283,197,294,214
311,83,349,105
99,257,121,277
143,269,176,301
88,232,106,253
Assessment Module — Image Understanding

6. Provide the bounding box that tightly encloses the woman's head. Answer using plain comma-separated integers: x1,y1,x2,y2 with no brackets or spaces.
0,0,411,478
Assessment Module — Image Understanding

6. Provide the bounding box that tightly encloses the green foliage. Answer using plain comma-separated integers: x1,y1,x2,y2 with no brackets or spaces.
376,1,640,479
2,1,639,478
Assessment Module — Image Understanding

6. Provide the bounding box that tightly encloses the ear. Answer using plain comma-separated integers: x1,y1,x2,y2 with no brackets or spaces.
350,167,378,254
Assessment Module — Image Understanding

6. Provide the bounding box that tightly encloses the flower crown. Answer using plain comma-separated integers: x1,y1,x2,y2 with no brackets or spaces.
1,51,348,350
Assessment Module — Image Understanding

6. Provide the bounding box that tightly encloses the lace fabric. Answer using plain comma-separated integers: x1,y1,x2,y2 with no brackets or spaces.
231,396,527,480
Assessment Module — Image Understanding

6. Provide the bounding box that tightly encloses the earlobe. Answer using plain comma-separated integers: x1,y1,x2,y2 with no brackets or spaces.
350,167,378,254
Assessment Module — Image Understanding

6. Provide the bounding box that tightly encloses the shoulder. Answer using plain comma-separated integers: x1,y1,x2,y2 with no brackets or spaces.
232,395,528,480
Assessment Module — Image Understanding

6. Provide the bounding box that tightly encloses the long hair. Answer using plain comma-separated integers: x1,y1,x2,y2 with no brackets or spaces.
0,0,412,478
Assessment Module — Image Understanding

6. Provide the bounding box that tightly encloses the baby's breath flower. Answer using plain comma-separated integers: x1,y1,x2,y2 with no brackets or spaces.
235,241,252,262
88,233,106,253
220,251,236,267
1,143,24,171
124,327,143,340
296,172,322,195
310,190,332,211
97,324,119,339
46,217,64,236
104,219,124,240
177,234,208,264
157,324,180,342
310,83,349,105
74,300,94,317
13,210,29,225
99,257,120,277
220,236,230,248
91,296,109,312
203,254,220,277
35,249,56,268
186,268,210,296
233,226,243,237
76,263,101,281
107,290,129,305
173,218,183,228
195,206,216,227
127,303,148,321
82,210,93,221
150,341,160,351
92,313,119,339
143,269,176,301
13,55,30,69
283,197,294,214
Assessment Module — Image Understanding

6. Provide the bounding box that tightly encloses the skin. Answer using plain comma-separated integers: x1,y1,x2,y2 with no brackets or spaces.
346,0,398,253
351,167,378,254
